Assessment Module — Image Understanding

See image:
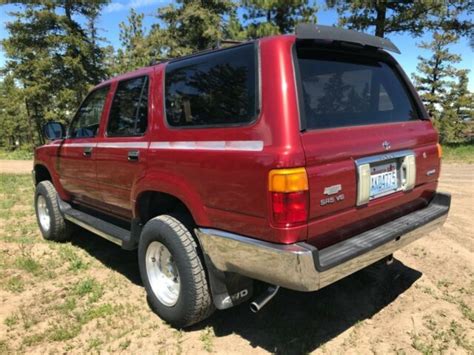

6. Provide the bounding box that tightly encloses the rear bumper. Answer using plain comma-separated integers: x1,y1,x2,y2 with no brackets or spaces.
195,192,450,292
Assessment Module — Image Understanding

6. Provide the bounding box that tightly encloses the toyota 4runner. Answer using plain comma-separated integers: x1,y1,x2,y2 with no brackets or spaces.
33,25,450,327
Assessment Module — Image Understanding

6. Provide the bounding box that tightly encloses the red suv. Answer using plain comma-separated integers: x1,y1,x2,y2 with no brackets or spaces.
34,25,450,327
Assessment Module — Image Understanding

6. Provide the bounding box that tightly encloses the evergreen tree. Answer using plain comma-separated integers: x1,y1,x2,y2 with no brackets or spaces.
412,32,461,116
1,1,109,144
156,0,235,57
242,0,317,38
0,76,31,148
113,9,154,74
327,1,473,38
439,70,472,143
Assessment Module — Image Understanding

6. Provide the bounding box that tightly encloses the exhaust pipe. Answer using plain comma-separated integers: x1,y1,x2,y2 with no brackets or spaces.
250,286,280,313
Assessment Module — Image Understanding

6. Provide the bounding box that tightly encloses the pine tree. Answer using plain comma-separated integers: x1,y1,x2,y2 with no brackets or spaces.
113,9,155,74
439,70,472,143
1,1,109,144
242,0,317,38
411,32,461,116
156,0,235,57
327,1,473,38
0,76,31,148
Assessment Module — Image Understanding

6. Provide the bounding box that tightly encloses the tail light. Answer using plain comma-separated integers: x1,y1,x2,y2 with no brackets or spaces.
268,168,309,227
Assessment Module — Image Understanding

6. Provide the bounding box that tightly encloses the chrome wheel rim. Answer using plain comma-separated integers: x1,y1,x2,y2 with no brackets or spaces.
145,241,180,306
37,195,51,232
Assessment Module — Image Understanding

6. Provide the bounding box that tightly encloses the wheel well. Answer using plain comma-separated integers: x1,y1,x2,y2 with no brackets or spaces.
34,165,52,185
136,191,195,226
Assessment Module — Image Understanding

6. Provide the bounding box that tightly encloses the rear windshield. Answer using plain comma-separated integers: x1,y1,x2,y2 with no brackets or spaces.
296,49,419,130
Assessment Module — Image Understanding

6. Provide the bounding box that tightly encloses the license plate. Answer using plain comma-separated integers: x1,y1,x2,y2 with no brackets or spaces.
370,162,398,198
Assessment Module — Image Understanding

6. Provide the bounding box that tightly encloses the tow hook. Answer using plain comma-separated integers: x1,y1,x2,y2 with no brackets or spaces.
249,285,280,313
386,254,394,265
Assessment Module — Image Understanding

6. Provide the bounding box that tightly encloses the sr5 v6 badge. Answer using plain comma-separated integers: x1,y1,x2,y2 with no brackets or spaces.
321,184,345,206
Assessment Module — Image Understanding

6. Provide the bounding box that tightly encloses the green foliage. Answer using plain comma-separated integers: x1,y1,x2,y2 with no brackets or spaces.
442,143,474,163
242,0,317,38
412,32,461,115
112,9,157,75
157,0,236,56
327,1,473,38
1,1,110,145
412,32,471,143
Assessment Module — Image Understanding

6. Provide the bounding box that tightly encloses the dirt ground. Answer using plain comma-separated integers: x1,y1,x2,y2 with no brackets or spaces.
0,160,32,175
0,163,472,354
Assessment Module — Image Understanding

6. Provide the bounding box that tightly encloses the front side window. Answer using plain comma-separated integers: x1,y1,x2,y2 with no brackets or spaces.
69,86,109,138
165,44,258,127
296,49,419,130
107,76,149,136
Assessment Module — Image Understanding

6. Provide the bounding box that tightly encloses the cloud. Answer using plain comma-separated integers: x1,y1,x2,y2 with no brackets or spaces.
104,0,165,13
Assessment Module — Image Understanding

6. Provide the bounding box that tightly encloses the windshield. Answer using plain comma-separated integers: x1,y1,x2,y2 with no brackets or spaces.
296,49,419,130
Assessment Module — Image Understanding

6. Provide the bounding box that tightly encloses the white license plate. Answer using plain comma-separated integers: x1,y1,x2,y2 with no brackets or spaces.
370,162,398,198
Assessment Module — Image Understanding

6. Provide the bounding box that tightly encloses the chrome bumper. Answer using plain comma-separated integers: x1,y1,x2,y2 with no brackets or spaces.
195,192,450,292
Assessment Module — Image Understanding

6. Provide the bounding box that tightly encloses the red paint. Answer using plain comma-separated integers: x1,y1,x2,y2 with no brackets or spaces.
34,35,441,247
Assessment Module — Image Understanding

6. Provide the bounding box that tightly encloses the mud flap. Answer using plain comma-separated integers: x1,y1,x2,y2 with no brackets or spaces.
204,255,253,310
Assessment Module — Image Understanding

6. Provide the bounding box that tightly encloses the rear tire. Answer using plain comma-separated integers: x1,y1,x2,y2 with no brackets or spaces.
34,181,73,242
138,215,214,328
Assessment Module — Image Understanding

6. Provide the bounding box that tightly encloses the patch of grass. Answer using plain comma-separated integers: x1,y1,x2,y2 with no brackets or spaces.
58,245,89,271
4,313,19,328
448,320,473,352
119,339,131,351
458,301,474,322
442,142,474,163
22,333,45,347
199,326,214,352
73,278,103,303
87,337,104,351
0,340,9,353
5,275,25,293
47,323,82,342
0,149,34,160
15,255,41,275
55,296,78,315
19,306,40,330
79,303,116,324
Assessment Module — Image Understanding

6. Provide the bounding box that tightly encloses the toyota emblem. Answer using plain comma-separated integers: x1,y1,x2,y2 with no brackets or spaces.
382,141,391,150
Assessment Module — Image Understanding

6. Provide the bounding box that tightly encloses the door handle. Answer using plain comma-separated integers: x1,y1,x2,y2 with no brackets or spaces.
128,150,139,161
83,147,93,157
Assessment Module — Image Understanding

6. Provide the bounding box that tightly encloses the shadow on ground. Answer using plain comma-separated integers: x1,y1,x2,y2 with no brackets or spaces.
70,230,421,354
70,230,141,285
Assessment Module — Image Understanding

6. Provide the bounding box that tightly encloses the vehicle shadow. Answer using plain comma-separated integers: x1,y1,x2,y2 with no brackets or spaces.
195,259,421,354
69,230,142,286
69,230,421,354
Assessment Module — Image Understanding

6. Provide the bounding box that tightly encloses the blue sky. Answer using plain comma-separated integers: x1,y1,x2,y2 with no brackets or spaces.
1,0,473,90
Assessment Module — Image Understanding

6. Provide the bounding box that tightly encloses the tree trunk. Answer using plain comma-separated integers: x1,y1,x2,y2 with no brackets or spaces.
375,3,387,38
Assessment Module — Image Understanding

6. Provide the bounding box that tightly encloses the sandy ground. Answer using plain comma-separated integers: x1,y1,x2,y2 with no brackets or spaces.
0,163,472,354
0,160,32,175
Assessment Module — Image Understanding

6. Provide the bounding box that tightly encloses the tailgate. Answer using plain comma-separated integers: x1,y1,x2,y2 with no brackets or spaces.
295,47,441,249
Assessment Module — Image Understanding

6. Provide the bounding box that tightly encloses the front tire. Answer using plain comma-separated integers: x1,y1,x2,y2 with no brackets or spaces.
34,180,73,241
138,215,214,328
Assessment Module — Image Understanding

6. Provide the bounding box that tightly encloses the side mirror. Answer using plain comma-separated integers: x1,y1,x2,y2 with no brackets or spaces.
43,122,65,140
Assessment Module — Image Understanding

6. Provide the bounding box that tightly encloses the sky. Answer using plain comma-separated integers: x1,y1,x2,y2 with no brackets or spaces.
0,0,473,90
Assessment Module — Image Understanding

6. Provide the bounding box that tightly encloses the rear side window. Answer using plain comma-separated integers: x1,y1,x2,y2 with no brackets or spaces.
107,76,148,136
165,44,258,128
296,50,419,130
